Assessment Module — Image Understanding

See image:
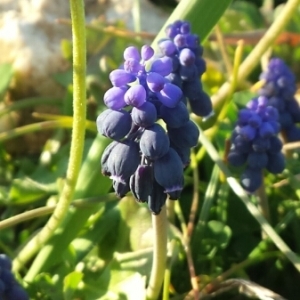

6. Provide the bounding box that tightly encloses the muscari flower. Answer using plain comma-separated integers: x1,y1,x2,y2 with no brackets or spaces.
97,40,201,214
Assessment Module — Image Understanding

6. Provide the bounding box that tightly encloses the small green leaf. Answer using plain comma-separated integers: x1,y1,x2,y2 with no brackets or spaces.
206,220,232,249
63,271,83,300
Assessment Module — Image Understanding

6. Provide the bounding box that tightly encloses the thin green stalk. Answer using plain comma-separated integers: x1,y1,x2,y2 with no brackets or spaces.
0,120,96,143
198,165,220,225
162,239,177,300
186,150,199,241
0,97,61,117
0,194,118,231
12,0,86,273
211,0,300,110
146,205,168,300
255,177,270,240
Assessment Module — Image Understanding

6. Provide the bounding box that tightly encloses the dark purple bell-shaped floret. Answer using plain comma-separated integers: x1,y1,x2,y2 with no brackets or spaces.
160,101,189,128
131,101,157,128
139,123,170,160
168,120,199,149
113,180,130,198
227,151,247,167
266,152,285,174
239,125,256,141
188,91,213,118
148,180,167,215
258,122,275,138
130,164,153,203
96,109,132,141
105,140,140,183
241,168,263,193
101,141,118,176
231,135,252,153
153,148,184,200
252,137,270,152
246,152,268,170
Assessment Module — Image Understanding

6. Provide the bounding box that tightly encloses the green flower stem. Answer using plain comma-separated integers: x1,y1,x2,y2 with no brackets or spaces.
146,205,168,300
0,194,118,231
0,119,96,143
255,177,270,240
0,97,61,117
12,0,86,273
185,152,200,299
211,0,300,110
186,150,199,241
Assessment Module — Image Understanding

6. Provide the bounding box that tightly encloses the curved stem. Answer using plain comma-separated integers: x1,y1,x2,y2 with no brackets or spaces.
212,0,300,109
13,0,86,273
146,205,168,300
185,151,200,300
0,194,118,231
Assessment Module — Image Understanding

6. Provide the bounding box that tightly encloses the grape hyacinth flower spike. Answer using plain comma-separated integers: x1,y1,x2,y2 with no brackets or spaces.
228,96,285,193
96,42,200,214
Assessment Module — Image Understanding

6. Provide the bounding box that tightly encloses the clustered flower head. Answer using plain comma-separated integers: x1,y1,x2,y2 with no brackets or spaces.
228,96,285,193
96,21,209,214
157,20,213,118
259,58,300,142
0,254,29,300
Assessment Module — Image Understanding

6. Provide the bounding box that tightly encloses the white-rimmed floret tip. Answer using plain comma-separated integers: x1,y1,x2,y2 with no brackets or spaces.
113,180,130,198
